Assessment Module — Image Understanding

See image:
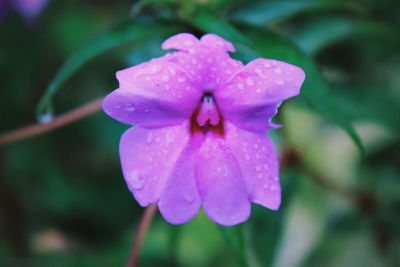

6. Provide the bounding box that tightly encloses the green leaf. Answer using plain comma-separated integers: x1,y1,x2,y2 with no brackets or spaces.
230,0,365,25
36,19,184,119
181,3,255,50
185,5,364,153
291,16,398,55
218,172,300,267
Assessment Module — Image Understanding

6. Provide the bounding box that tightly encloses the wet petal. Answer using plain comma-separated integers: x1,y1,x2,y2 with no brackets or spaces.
162,33,200,51
225,122,281,210
119,121,190,206
103,58,202,127
215,58,305,132
200,34,235,52
162,33,243,92
158,134,203,224
197,133,251,226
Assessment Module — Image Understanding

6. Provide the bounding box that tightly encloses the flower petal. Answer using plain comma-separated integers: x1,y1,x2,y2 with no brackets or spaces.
162,32,200,51
197,133,251,226
215,58,305,132
158,133,203,224
225,122,281,210
103,58,202,127
200,34,235,52
161,33,243,92
119,121,191,206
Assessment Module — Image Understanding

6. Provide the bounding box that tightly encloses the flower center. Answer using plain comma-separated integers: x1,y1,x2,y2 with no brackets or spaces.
190,94,224,136
196,94,220,126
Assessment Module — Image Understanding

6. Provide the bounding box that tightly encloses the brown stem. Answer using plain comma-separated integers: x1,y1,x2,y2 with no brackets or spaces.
126,204,158,267
0,97,104,146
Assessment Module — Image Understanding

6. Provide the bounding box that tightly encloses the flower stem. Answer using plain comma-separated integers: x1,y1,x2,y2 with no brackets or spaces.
0,97,104,146
126,204,157,267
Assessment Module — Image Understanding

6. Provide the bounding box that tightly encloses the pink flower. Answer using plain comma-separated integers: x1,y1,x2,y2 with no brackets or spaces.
13,0,50,19
103,33,305,226
0,0,50,22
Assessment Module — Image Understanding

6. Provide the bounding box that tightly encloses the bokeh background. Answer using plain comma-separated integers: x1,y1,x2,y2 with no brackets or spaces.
1,0,399,266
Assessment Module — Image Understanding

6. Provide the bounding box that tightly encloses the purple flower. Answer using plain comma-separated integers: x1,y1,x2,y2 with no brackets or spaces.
0,0,49,22
13,0,49,20
103,33,305,226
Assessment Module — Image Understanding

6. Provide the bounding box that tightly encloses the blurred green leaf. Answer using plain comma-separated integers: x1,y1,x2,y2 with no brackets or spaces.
219,172,299,267
335,85,400,132
219,225,249,267
181,3,255,50
185,5,364,153
291,16,398,55
36,19,184,119
230,0,365,25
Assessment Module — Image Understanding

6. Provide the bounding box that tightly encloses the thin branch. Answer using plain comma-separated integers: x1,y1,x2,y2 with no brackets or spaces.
0,97,104,146
126,204,158,267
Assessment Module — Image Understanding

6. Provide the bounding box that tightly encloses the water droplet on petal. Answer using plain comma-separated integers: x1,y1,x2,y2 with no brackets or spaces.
274,68,282,74
246,77,254,86
275,79,285,86
256,165,262,171
270,184,277,191
263,62,271,68
161,74,169,82
146,132,154,143
129,170,144,189
183,192,195,203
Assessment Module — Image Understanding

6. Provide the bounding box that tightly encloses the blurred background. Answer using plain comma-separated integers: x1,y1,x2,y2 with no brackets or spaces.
0,0,399,266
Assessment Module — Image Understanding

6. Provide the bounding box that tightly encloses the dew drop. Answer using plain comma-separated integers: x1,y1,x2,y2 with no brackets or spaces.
183,192,195,203
263,62,271,68
246,77,254,86
38,112,54,124
178,77,186,82
256,165,262,171
146,132,154,143
238,83,244,90
144,76,152,81
191,58,198,64
129,170,144,189
270,184,277,191
274,68,282,74
168,67,176,75
161,74,169,82
275,79,285,86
